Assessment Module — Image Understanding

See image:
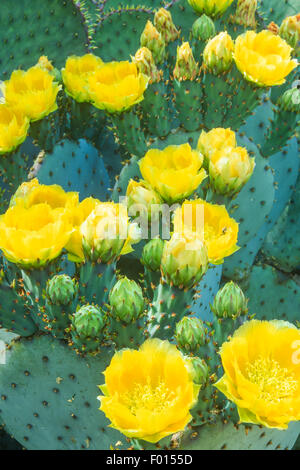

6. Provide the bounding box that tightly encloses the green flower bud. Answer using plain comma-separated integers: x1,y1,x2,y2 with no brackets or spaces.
72,304,106,338
175,316,206,352
154,8,180,43
161,231,209,288
278,87,300,113
279,15,300,50
203,32,234,75
109,277,145,324
141,238,165,272
140,21,166,64
192,15,216,41
186,356,209,386
230,0,257,29
173,42,199,81
46,274,78,306
211,281,248,319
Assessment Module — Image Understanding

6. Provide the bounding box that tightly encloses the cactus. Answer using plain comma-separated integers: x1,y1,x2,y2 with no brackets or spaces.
0,0,299,452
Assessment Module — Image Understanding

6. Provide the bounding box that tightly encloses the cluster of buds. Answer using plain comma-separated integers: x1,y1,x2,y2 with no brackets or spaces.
173,42,199,80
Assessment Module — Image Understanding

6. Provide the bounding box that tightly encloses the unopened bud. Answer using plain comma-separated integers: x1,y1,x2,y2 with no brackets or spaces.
154,8,180,43
173,42,199,80
132,47,163,83
140,21,166,64
203,32,234,74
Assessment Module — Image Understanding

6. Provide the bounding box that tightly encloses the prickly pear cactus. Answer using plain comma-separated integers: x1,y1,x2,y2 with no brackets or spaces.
0,0,299,452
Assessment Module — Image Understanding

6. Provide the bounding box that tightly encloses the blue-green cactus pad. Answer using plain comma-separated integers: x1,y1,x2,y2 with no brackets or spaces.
36,139,110,201
0,334,123,450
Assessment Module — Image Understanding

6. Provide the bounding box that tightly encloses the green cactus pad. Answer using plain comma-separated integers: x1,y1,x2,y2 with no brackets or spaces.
257,0,299,25
180,418,300,450
262,175,300,273
93,8,153,62
0,0,89,80
244,264,300,325
35,139,110,202
0,334,122,449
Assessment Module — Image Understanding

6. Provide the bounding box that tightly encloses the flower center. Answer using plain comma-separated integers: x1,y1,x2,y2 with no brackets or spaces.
121,380,176,415
246,356,298,404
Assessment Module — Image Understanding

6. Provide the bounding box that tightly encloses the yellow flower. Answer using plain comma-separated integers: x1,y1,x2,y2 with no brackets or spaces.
98,338,200,443
209,146,255,195
234,30,298,87
65,197,100,262
0,203,73,268
3,65,61,121
197,128,236,166
80,202,139,263
0,104,29,154
173,199,239,264
161,230,208,287
139,144,207,204
61,54,104,103
215,319,300,429
11,178,79,209
87,61,149,113
187,0,234,18
203,32,234,74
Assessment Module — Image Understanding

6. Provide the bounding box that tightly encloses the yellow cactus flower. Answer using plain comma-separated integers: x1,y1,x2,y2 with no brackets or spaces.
0,203,73,268
11,178,79,209
161,230,209,287
203,32,234,74
215,319,300,429
139,144,207,204
80,202,139,263
87,61,149,113
173,199,239,264
98,338,200,443
197,128,237,166
234,30,298,87
187,0,234,18
61,54,104,103
3,65,61,121
209,146,255,196
65,197,100,262
0,104,29,154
